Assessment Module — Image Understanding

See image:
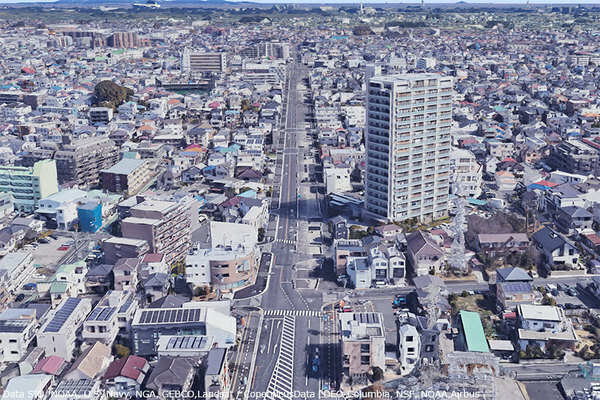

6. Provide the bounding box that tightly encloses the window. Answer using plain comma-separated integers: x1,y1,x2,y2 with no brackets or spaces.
406,336,414,342
360,355,370,365
360,344,370,353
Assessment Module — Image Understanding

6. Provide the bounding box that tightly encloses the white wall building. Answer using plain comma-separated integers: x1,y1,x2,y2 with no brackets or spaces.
398,323,421,376
0,252,35,296
325,167,353,194
82,290,137,347
0,308,38,362
37,297,92,361
365,73,452,222
450,148,482,197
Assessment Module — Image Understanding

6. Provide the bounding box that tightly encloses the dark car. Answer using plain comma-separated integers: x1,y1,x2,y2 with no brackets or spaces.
566,288,579,297
15,294,25,302
557,283,570,291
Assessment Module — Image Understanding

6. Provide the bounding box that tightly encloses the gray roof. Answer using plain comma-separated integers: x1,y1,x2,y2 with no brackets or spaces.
496,267,533,283
413,275,446,290
145,356,197,390
561,205,592,218
205,348,227,376
531,227,568,252
406,231,443,257
102,158,146,175
148,294,188,309
552,183,581,199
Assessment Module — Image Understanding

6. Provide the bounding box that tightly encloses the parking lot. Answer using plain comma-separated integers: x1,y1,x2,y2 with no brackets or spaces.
29,236,74,273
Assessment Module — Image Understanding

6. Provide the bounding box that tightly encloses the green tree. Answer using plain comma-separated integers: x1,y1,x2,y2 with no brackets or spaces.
578,345,591,360
542,296,556,306
94,80,134,110
371,366,384,382
171,260,186,276
114,344,130,358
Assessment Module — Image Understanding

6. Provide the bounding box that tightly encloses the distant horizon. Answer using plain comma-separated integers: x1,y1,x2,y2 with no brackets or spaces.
0,0,595,4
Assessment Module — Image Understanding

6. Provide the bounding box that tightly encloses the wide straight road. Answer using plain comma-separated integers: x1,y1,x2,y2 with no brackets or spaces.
243,49,325,400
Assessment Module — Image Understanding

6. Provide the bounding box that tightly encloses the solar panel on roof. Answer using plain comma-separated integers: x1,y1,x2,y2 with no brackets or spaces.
119,299,133,313
44,298,82,333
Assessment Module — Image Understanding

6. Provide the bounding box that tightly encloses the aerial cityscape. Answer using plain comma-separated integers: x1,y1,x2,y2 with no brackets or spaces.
0,2,598,400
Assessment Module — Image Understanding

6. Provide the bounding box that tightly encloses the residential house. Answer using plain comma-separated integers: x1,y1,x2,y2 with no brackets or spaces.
37,297,93,361
476,233,529,258
516,304,578,351
63,341,111,380
339,312,386,381
0,308,38,362
82,290,137,347
406,231,445,276
532,227,580,269
103,355,150,398
145,357,198,400
113,258,141,291
142,273,171,304
555,206,593,234
398,321,420,376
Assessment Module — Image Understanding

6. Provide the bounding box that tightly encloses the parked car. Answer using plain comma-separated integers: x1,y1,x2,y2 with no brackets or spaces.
57,245,69,251
392,295,408,309
557,283,570,291
566,288,579,297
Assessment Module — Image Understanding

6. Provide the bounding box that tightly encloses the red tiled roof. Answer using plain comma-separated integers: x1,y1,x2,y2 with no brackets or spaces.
585,233,600,246
32,355,65,375
184,144,206,152
104,355,148,381
143,253,164,263
533,180,558,188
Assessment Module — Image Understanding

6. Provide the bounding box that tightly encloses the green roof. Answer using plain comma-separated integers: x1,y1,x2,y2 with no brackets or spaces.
50,282,68,294
459,310,490,353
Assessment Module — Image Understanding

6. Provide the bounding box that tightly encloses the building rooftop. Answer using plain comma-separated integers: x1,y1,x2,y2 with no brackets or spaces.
459,310,490,353
518,304,563,322
102,158,146,175
42,297,84,334
132,307,205,325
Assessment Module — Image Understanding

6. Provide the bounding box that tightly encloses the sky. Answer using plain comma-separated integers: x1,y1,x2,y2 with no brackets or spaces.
0,0,595,4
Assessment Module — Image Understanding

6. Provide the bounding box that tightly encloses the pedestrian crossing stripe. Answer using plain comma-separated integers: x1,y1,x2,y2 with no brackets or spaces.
275,239,295,244
266,316,295,400
264,309,322,317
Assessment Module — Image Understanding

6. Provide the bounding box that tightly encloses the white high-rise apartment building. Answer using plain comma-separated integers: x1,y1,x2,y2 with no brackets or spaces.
365,73,453,222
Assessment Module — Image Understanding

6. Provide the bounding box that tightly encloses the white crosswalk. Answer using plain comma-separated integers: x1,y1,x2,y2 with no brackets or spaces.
264,309,322,317
275,239,295,245
266,315,295,400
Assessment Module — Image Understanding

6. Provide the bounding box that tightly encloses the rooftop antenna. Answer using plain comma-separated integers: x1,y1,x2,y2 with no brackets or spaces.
360,0,364,15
